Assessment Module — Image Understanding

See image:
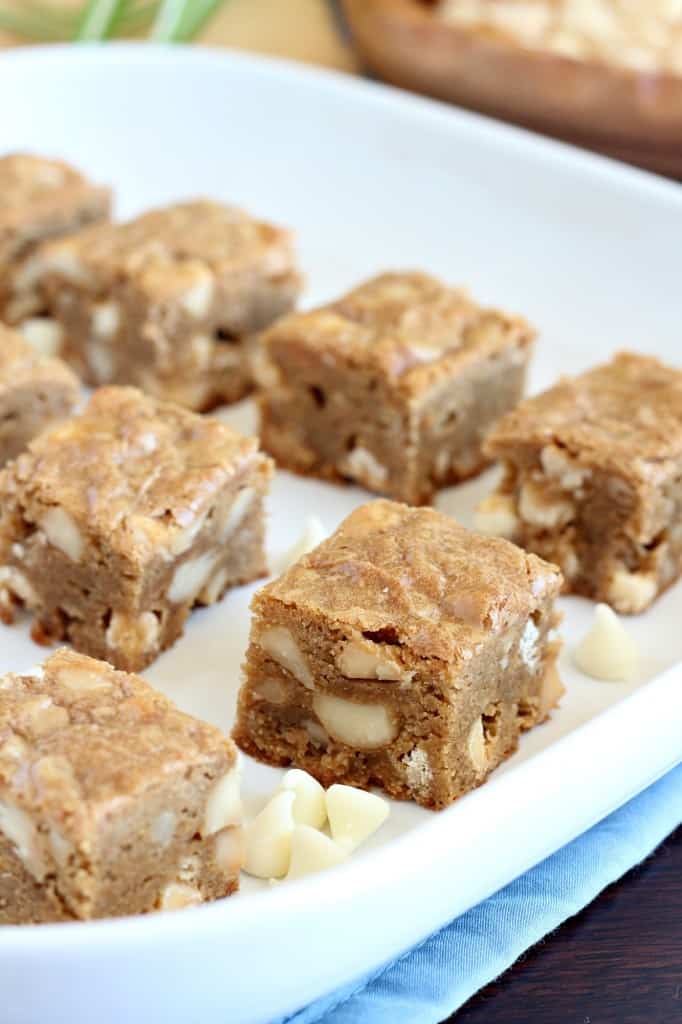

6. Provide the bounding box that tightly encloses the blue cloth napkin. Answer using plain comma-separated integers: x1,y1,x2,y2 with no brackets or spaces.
283,763,682,1024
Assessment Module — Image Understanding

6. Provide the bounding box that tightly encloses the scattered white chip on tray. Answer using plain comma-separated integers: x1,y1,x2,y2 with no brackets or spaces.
574,603,639,682
277,769,327,829
279,516,328,571
242,790,295,879
325,784,390,852
285,825,347,881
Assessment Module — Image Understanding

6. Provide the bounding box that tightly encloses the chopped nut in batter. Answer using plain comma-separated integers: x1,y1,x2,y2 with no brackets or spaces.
259,271,535,505
483,352,682,613
0,386,273,670
26,200,302,411
0,649,241,924
234,500,563,809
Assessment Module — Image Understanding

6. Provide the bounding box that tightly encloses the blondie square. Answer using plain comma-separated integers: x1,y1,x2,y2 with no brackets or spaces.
257,272,535,504
478,352,682,613
0,153,110,325
0,649,242,923
0,325,79,467
0,386,273,670
233,500,563,809
27,200,302,411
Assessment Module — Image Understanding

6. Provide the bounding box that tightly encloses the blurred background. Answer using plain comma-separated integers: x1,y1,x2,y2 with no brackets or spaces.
2,1,681,176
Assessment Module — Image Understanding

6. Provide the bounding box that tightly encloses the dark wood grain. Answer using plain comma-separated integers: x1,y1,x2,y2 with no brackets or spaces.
445,827,682,1024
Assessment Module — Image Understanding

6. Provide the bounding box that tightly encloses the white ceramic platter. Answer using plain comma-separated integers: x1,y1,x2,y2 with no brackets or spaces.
0,44,681,1024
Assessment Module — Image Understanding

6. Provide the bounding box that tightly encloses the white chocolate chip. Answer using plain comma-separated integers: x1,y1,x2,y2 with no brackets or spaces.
474,494,519,539
198,567,229,605
433,450,452,479
17,696,69,736
561,546,580,581
0,566,38,607
285,825,347,881
166,513,208,557
39,247,92,286
401,747,432,796
574,603,639,682
250,346,282,389
467,718,487,772
0,801,47,882
56,664,112,693
190,334,213,370
279,516,328,572
242,791,295,879
325,784,389,852
159,883,203,911
219,487,255,542
48,828,72,867
168,551,219,604
540,445,590,490
150,811,177,847
214,825,244,876
203,761,242,836
39,507,84,562
312,693,398,750
180,273,214,319
91,301,120,338
19,317,64,357
303,718,329,747
338,446,388,491
519,618,541,673
607,568,658,614
12,256,44,294
252,677,289,705
106,611,159,655
538,663,565,717
0,735,28,760
258,626,314,689
88,342,115,384
519,480,574,529
336,638,413,683
176,852,201,885
277,769,327,829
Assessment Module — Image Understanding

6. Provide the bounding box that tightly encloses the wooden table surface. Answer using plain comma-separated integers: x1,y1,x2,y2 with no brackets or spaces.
452,826,682,1024
2,4,680,1020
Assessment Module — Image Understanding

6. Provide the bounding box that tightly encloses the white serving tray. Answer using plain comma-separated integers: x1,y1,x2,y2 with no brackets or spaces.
0,44,680,1024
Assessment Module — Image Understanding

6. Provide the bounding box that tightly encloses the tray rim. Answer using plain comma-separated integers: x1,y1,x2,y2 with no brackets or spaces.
0,45,679,1019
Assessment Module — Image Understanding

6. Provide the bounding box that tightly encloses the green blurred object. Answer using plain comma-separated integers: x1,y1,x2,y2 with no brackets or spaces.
0,0,226,41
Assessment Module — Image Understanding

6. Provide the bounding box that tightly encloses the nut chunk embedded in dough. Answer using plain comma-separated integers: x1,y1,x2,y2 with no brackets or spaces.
481,352,682,613
257,271,535,505
0,325,79,468
24,199,302,411
0,649,242,924
233,499,563,809
0,152,110,325
0,385,273,670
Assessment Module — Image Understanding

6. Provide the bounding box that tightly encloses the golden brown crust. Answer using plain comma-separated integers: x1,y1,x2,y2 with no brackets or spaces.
485,351,682,486
262,271,534,398
0,153,111,242
258,499,562,660
36,199,301,307
0,386,264,566
0,649,234,816
0,324,79,397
